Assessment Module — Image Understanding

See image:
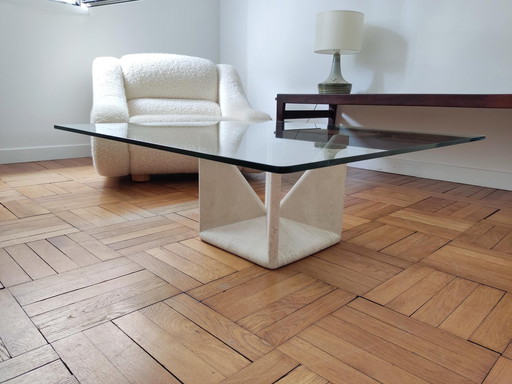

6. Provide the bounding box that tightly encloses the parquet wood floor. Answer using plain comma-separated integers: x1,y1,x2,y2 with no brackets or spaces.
1,158,511,383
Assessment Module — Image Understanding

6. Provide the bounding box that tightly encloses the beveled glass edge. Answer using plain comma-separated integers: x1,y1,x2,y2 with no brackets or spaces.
54,123,485,174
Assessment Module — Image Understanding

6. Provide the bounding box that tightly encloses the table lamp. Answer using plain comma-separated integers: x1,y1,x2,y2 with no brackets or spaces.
315,10,364,94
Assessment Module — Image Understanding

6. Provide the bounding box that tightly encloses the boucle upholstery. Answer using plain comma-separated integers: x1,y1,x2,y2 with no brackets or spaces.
121,54,218,101
128,99,222,118
90,53,271,177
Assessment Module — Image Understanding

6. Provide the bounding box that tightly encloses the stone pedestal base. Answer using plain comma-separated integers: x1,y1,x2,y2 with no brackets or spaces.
199,159,347,269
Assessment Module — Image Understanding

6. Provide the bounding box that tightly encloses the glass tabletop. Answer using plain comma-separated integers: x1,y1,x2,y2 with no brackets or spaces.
54,121,485,174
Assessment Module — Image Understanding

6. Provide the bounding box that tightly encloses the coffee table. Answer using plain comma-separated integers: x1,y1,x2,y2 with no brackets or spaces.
55,121,484,268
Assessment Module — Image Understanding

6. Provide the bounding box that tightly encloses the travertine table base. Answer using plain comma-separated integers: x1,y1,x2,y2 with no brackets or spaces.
199,159,347,269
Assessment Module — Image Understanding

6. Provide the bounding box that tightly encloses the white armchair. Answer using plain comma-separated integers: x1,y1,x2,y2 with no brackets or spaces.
90,53,271,180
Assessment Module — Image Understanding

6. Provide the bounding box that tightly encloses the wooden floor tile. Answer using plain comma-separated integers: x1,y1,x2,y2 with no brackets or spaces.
114,310,228,383
274,365,329,384
483,357,512,384
157,242,236,283
3,171,71,188
201,268,298,311
0,290,47,357
0,204,16,220
345,298,499,383
0,214,78,248
2,198,49,218
386,269,455,316
336,241,412,269
364,264,435,305
457,220,512,254
439,285,505,340
470,293,512,353
347,224,414,251
0,338,8,361
504,342,512,359
0,345,59,383
47,235,101,267
279,336,380,384
67,231,120,261
316,314,474,384
289,256,380,295
130,191,196,213
187,265,268,301
141,302,251,376
422,244,512,292
342,213,372,231
26,239,80,273
35,189,129,213
165,293,273,360
2,359,78,384
485,209,512,226
381,232,448,263
4,243,56,280
207,273,318,322
83,322,182,384
9,257,143,306
0,248,31,287
256,289,355,347
412,277,478,327
164,212,199,230
219,349,298,384
128,251,202,291
344,199,402,220
378,208,476,240
23,269,164,318
300,324,440,384
0,161,46,176
480,189,512,207
316,243,402,284
353,186,431,207
408,196,455,212
179,237,254,270
69,205,128,227
53,332,131,384
237,280,336,333
101,201,157,220
30,270,179,342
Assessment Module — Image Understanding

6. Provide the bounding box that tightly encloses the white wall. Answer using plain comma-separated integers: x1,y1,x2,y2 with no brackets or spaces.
2,0,511,189
0,0,220,163
220,0,512,190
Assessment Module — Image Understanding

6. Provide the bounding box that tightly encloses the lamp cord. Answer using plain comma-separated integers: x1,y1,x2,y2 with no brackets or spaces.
305,104,319,124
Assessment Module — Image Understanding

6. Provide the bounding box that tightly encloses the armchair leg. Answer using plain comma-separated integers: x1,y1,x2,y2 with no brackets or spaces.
132,174,150,182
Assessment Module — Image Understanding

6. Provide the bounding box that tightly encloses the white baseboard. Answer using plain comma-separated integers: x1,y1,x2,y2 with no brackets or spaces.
0,144,91,164
352,158,512,191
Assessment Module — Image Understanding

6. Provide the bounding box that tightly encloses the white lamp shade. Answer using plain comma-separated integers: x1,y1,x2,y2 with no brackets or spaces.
315,10,364,54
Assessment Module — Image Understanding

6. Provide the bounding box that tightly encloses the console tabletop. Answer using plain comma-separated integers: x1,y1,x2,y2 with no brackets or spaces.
276,93,512,124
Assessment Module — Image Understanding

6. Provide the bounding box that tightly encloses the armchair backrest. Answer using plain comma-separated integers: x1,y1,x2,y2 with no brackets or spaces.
120,53,218,101
91,53,271,125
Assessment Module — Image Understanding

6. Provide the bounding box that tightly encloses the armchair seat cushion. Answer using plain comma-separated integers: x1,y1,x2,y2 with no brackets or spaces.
129,115,231,125
127,98,222,117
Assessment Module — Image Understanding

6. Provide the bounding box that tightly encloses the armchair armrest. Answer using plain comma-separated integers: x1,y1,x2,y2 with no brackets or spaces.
89,57,130,177
90,57,129,123
217,64,271,121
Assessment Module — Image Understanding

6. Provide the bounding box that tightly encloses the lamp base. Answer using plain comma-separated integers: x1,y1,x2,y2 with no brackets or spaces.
317,52,353,94
318,82,352,94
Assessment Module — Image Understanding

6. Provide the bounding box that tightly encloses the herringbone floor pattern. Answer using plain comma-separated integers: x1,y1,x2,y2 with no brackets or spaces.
0,158,511,383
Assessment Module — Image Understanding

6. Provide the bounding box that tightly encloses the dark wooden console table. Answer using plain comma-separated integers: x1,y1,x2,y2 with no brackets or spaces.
276,94,512,124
